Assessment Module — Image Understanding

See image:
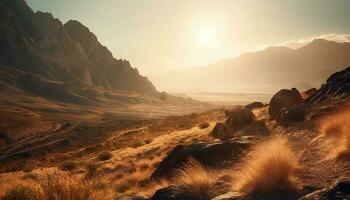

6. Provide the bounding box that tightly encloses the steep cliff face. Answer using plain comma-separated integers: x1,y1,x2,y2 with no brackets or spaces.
0,0,157,104
64,20,156,93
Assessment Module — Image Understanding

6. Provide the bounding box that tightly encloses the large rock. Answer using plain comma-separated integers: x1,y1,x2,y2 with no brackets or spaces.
225,108,255,132
211,108,256,140
276,106,306,126
150,139,251,180
151,186,207,200
211,123,229,140
268,88,303,119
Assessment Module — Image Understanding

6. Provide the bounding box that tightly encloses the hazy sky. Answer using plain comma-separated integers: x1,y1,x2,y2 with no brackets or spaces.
26,0,350,76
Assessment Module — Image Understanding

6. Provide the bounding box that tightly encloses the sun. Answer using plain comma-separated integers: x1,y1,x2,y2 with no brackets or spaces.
198,29,215,46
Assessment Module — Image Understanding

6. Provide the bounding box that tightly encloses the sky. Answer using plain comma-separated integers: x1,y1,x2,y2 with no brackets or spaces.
26,0,350,76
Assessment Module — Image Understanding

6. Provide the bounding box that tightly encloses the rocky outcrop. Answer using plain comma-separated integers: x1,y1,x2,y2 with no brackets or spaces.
306,66,350,104
150,139,251,180
268,88,303,119
0,0,157,105
299,179,350,200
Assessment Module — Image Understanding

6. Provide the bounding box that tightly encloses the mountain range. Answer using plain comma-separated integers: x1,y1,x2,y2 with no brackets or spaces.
151,39,350,94
0,0,157,106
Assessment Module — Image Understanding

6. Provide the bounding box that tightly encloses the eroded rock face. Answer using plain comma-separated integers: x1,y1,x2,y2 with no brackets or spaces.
299,179,350,200
268,88,303,119
306,66,350,104
150,139,251,180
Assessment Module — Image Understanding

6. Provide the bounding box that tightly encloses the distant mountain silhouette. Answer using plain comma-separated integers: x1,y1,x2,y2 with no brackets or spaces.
152,39,350,93
0,0,157,104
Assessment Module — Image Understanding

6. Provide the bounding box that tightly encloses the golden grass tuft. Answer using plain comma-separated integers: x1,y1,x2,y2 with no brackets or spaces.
171,158,216,199
318,108,350,159
37,169,109,200
233,136,301,196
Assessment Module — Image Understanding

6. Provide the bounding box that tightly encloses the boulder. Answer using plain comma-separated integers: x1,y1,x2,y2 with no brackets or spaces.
276,106,306,126
211,123,229,139
245,102,264,110
151,186,206,200
211,108,256,140
225,108,255,132
268,88,303,119
150,139,251,180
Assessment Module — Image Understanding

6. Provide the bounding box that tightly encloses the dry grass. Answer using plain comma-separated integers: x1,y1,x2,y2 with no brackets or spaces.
171,158,216,199
233,136,301,196
37,169,110,200
2,185,39,200
318,108,350,159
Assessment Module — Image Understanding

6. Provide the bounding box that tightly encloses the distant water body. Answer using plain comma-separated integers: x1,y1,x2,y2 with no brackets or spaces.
177,92,272,106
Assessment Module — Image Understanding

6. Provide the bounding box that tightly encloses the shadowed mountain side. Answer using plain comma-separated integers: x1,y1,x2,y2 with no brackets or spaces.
0,0,156,96
152,39,350,93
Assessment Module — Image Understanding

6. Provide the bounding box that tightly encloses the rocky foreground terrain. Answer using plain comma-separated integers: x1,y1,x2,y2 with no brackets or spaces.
1,68,350,199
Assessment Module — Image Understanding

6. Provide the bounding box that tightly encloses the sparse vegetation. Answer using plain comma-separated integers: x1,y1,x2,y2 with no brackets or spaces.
233,136,301,196
2,186,39,200
97,151,113,161
85,163,99,177
318,108,350,159
198,122,210,129
172,158,216,199
58,160,77,171
38,169,109,200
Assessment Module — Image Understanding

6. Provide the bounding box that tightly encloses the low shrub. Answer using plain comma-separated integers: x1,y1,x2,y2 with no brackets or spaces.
97,151,113,161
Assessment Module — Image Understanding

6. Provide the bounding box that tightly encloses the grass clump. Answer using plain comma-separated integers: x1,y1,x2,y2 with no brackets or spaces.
172,158,216,199
2,186,39,200
318,108,350,159
38,169,108,200
97,151,113,161
233,136,301,196
198,122,210,129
